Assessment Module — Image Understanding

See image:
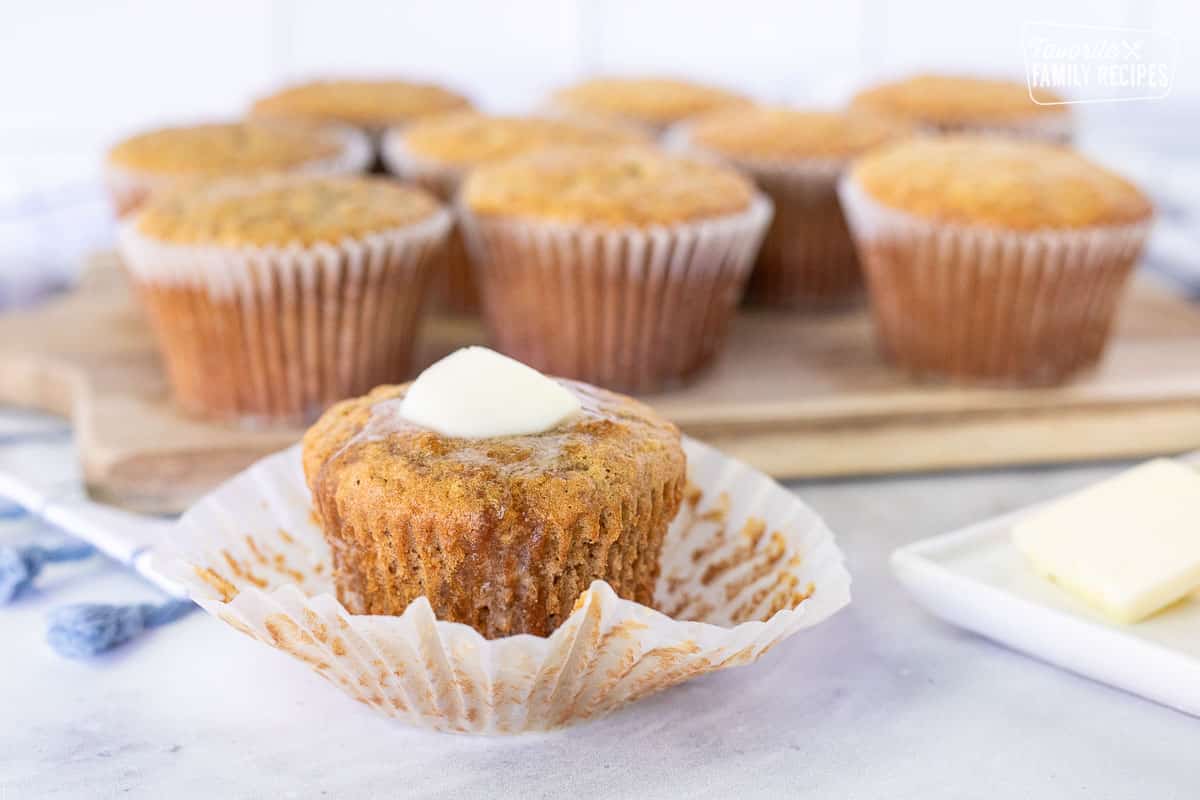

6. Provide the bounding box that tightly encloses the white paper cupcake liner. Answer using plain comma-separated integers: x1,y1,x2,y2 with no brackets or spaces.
458,196,772,393
838,175,1152,384
670,125,864,308
158,436,851,734
117,207,452,423
926,113,1074,144
103,123,373,218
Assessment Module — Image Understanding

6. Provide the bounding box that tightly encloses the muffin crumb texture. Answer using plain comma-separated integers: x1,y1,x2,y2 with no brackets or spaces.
135,177,441,246
852,74,1067,124
302,381,687,639
400,112,646,167
552,77,750,126
108,122,344,177
851,136,1152,230
687,107,914,161
252,79,471,127
463,147,756,226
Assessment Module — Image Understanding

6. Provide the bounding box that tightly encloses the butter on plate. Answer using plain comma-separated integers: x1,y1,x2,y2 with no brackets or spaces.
1012,458,1200,624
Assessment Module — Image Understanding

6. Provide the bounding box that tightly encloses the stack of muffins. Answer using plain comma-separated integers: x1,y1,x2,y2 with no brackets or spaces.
103,72,1154,641
110,71,1153,430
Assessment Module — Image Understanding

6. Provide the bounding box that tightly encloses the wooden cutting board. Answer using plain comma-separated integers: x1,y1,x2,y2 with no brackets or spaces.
3,251,1200,514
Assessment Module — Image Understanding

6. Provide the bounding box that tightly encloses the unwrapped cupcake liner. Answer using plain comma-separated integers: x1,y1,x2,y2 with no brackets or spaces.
158,436,851,734
838,176,1152,384
380,130,480,314
117,207,452,424
103,124,373,218
458,196,772,394
670,127,862,308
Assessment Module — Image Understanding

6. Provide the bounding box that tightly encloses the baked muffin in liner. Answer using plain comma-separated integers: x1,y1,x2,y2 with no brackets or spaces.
838,176,1152,384
380,117,648,314
379,132,477,313
458,196,772,393
117,186,452,424
668,112,908,309
158,436,851,734
104,123,371,218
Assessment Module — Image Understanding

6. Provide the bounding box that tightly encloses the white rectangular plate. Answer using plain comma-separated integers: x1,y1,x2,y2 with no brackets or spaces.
891,456,1200,718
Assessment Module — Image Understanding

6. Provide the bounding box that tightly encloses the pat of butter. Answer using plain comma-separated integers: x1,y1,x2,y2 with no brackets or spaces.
400,346,581,438
1012,458,1200,624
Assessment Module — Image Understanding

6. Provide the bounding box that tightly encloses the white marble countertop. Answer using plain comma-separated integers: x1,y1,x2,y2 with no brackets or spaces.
1,407,1197,799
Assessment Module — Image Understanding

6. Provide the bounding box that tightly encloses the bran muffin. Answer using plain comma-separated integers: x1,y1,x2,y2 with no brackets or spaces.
104,121,370,217
840,136,1153,384
301,378,687,638
548,77,752,135
677,107,915,307
251,78,472,133
459,146,771,392
381,113,648,313
851,74,1072,142
118,177,451,422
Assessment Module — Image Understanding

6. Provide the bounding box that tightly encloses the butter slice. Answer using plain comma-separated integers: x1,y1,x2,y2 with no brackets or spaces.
1012,459,1200,624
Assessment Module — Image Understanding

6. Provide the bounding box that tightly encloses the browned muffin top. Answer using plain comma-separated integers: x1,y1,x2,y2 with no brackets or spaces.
400,113,647,167
851,74,1067,125
302,380,683,500
686,107,915,161
135,177,441,246
107,122,346,177
462,146,756,226
551,77,751,127
251,79,472,127
851,136,1152,230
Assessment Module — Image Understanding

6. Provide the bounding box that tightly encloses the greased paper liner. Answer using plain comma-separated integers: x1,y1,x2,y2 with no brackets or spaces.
838,175,1152,384
160,436,851,734
668,124,862,308
117,207,452,423
103,124,373,218
379,129,479,313
458,196,772,393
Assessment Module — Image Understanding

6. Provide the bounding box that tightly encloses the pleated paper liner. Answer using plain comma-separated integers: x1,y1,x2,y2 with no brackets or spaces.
838,175,1152,385
103,123,373,218
159,436,851,734
117,206,452,425
459,196,772,394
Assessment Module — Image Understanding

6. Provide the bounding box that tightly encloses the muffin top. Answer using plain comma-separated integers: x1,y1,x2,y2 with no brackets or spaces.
108,122,347,177
462,147,756,226
851,74,1067,125
551,77,751,127
399,113,647,168
135,177,441,246
685,107,915,161
302,379,683,496
850,136,1152,230
251,79,472,127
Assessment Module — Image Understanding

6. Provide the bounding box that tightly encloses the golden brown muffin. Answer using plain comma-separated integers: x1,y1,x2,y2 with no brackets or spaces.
851,74,1070,140
462,146,756,226
549,77,751,132
840,136,1153,385
104,121,368,216
458,147,769,392
302,380,687,638
250,79,472,129
119,177,450,422
850,136,1152,230
682,108,915,307
136,176,441,246
382,114,648,314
